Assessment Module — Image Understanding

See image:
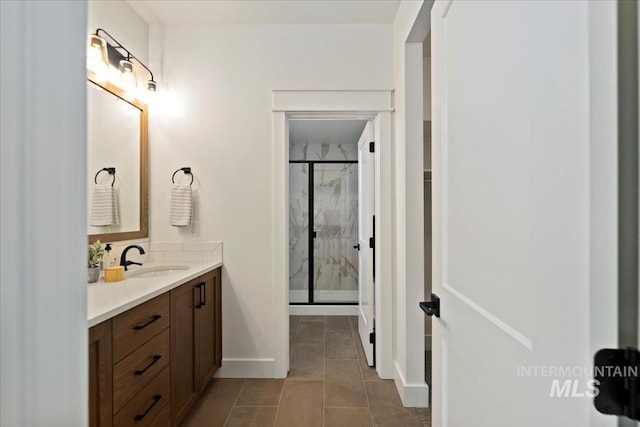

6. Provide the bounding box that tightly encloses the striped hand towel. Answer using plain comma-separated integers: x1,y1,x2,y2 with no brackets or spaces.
89,185,120,226
170,184,193,227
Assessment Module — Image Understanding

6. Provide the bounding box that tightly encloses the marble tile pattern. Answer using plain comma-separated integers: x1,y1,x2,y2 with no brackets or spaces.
289,161,359,301
289,164,309,293
182,316,431,427
289,142,358,162
313,164,358,294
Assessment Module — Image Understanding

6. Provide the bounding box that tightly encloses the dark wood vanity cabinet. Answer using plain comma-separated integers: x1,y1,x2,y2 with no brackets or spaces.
89,320,113,427
170,268,222,425
89,267,222,427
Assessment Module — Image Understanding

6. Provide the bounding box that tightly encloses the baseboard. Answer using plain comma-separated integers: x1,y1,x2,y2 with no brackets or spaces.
393,361,430,407
289,305,359,316
214,358,282,378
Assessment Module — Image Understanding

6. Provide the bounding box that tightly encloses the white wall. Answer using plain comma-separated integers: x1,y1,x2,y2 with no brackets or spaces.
149,24,393,376
391,0,429,406
88,0,149,65
1,0,88,424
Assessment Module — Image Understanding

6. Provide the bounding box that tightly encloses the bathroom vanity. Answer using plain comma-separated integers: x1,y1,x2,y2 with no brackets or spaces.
88,262,222,427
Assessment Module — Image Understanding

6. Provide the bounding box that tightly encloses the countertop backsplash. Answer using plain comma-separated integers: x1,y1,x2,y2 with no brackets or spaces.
149,241,223,264
95,240,223,268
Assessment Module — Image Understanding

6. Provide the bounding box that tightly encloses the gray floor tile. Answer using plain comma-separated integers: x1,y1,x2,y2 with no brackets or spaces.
224,406,278,426
325,316,351,331
365,381,423,426
325,330,357,360
325,359,367,407
288,343,324,381
275,381,323,427
325,407,373,426
182,379,245,427
235,379,284,406
295,319,324,344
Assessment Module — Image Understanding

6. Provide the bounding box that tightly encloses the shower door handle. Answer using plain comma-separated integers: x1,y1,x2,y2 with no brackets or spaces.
312,231,317,238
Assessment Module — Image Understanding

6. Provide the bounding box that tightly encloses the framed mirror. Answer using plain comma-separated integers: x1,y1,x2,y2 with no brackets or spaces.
87,71,148,243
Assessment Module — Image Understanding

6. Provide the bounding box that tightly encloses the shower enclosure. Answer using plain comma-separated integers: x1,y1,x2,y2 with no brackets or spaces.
289,160,358,304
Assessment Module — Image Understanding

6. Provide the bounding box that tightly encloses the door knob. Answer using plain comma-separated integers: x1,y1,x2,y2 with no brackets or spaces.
419,293,440,318
353,244,360,250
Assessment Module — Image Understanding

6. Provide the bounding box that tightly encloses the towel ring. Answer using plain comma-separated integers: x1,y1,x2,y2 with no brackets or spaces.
172,167,193,185
95,167,116,186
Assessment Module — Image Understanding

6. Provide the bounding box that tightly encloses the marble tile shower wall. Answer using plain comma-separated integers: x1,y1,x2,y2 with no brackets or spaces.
290,164,309,291
289,142,358,161
289,158,358,296
313,164,358,292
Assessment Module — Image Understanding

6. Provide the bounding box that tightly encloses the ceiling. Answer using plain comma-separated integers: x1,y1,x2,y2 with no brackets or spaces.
289,120,366,146
128,0,401,25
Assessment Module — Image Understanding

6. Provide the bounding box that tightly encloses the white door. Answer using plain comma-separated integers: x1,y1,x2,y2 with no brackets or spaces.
358,121,375,365
430,1,618,426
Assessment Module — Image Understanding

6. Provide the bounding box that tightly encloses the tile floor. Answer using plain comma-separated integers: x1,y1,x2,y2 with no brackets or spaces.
183,315,431,427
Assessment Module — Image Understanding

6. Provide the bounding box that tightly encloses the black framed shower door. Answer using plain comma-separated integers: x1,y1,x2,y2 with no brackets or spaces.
289,160,359,305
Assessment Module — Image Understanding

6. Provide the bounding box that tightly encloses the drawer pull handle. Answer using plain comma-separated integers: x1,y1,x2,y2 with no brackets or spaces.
201,282,206,307
133,314,162,330
195,283,205,309
134,394,162,421
134,355,161,376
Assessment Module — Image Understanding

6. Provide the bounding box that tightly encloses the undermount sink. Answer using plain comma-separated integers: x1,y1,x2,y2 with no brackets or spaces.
127,265,190,279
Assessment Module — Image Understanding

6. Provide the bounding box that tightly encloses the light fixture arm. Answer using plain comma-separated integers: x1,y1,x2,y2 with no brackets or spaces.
94,28,156,84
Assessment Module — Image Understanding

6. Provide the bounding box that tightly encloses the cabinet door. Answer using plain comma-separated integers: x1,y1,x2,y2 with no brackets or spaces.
213,268,222,371
195,270,218,392
170,281,199,426
89,320,113,427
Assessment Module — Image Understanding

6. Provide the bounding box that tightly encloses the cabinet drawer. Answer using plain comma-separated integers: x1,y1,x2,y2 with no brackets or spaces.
113,366,170,427
112,293,170,363
148,403,171,427
113,328,170,413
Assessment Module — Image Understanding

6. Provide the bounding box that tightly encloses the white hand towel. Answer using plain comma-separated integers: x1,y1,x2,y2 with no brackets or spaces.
170,184,193,227
90,185,120,226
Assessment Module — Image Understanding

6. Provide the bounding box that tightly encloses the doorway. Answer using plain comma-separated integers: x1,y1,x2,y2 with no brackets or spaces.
272,89,394,380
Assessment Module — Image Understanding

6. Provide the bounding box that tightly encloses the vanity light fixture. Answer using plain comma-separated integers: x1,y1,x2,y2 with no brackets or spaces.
87,28,158,93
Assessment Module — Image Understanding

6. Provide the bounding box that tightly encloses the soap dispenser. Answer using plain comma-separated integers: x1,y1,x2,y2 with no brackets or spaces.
104,243,112,267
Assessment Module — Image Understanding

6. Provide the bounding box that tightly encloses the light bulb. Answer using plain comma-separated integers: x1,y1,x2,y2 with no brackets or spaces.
119,59,137,94
87,34,108,78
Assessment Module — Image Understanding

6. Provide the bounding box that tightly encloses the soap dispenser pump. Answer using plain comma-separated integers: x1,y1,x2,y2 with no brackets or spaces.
104,243,113,268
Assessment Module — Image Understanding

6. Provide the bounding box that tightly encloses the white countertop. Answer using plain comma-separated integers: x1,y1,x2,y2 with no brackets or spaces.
88,260,222,327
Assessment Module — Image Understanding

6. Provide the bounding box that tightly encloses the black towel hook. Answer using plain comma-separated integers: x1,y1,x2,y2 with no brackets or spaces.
95,167,116,186
172,167,193,185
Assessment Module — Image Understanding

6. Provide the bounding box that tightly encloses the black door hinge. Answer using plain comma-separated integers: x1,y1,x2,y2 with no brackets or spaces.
369,141,375,153
369,332,375,344
369,237,374,249
594,347,640,421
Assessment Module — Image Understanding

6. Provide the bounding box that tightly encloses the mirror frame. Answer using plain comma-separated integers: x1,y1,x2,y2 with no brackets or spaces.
88,70,148,243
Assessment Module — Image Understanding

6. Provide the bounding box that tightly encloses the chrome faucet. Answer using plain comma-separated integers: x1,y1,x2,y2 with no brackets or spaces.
120,245,145,271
